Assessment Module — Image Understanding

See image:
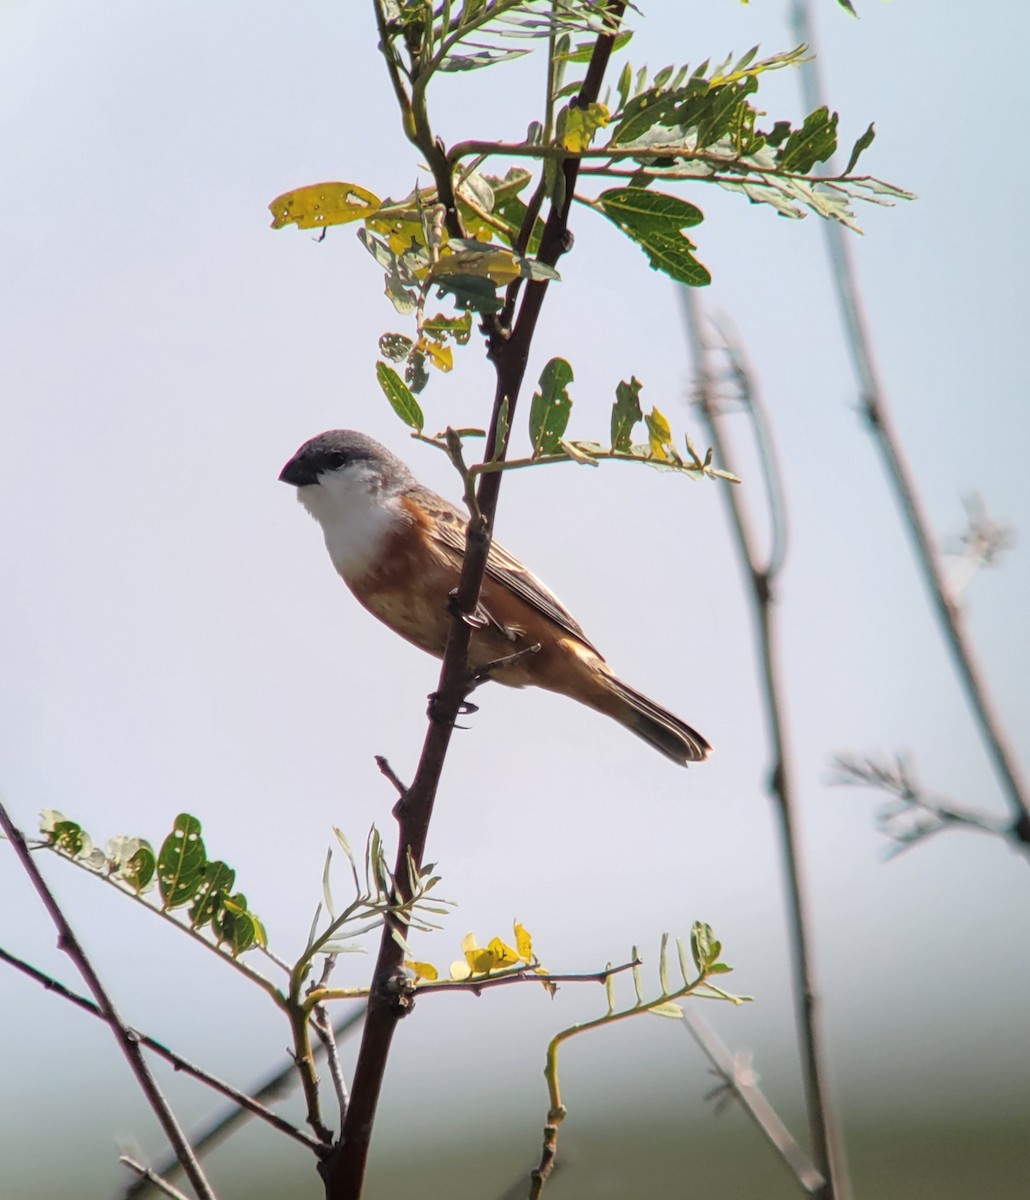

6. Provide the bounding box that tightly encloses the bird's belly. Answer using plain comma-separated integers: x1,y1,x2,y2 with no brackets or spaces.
349,565,546,677
356,581,454,658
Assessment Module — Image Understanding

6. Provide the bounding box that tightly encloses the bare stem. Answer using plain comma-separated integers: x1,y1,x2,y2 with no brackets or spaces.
679,290,850,1200
0,802,218,1200
789,0,1030,856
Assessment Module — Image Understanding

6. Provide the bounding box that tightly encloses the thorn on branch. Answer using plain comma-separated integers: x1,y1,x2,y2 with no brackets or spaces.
375,755,409,800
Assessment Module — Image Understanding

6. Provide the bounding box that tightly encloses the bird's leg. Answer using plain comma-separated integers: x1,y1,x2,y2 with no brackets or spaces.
469,642,542,689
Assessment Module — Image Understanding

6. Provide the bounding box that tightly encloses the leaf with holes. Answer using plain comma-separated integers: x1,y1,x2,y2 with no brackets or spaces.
268,182,381,230
158,814,207,909
530,358,574,456
189,861,236,930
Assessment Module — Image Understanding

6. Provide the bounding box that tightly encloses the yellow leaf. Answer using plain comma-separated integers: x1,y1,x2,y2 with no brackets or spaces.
450,960,472,981
404,960,439,982
514,922,533,962
416,337,454,373
466,946,500,973
486,936,520,968
562,102,611,153
648,1000,685,1019
433,247,521,286
268,182,381,230
646,405,675,460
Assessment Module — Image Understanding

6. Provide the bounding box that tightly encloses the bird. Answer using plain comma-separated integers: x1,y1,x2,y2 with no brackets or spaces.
279,430,711,765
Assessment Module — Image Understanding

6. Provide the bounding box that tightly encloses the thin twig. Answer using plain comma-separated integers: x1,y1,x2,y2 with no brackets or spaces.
682,1010,824,1193
789,0,1030,857
0,945,322,1153
0,802,217,1200
831,752,1013,856
309,955,351,1130
119,1159,192,1200
679,290,850,1200
412,957,639,997
121,1007,365,1200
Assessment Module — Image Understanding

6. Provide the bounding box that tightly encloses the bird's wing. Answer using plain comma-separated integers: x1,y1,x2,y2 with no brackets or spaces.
423,496,599,653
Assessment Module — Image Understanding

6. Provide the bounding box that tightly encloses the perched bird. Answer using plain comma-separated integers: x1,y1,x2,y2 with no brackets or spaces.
279,430,710,765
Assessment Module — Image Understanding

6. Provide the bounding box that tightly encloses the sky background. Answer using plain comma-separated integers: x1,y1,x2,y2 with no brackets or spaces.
2,2,1029,1198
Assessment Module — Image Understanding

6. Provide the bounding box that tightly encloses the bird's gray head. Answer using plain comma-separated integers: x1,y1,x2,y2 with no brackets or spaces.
278,430,415,493
278,431,418,560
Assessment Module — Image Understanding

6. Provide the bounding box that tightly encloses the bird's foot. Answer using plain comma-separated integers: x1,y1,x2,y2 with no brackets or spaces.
426,691,479,728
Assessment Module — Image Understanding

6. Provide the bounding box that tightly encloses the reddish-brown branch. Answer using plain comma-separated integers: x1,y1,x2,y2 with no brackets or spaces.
324,10,627,1198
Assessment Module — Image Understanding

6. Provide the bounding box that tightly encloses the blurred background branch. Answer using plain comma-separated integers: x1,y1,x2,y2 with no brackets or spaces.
680,289,851,1200
790,0,1030,857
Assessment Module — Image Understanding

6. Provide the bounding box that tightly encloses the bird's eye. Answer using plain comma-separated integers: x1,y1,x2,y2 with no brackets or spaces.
326,451,347,469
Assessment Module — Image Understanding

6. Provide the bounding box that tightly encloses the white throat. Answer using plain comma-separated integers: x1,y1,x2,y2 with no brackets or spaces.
297,463,409,581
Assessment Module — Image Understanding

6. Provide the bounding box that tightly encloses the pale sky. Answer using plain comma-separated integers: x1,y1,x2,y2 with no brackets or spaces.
2,2,1029,1197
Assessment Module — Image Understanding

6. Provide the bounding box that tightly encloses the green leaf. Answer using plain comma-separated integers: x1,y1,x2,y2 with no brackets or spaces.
599,187,704,230
616,60,633,111
188,860,236,930
376,362,424,431
212,893,259,956
649,1000,685,1019
158,814,207,910
611,377,643,451
492,395,511,461
843,122,876,177
529,358,574,456
421,311,473,344
48,819,88,858
432,274,502,313
690,921,711,972
357,229,418,314
560,30,632,63
405,349,429,395
439,47,530,72
778,106,839,174
617,225,711,287
599,188,711,287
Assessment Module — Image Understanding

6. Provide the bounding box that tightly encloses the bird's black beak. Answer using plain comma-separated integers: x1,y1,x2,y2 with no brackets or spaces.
278,455,318,487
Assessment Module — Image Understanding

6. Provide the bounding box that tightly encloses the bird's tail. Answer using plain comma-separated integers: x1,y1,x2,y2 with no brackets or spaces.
596,674,711,766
